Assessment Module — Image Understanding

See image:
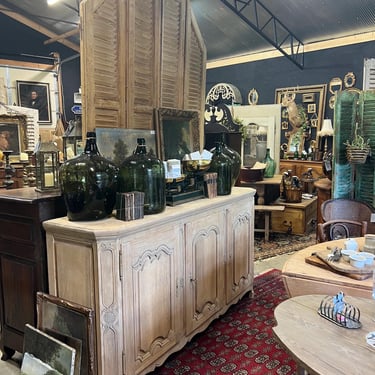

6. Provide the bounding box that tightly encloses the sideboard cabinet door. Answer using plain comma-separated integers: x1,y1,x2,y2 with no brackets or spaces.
225,198,254,304
121,224,184,375
185,209,225,335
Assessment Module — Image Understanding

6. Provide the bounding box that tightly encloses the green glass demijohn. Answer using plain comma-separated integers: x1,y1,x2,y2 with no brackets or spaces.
263,148,276,178
210,133,241,187
209,142,232,195
118,138,166,215
59,131,119,221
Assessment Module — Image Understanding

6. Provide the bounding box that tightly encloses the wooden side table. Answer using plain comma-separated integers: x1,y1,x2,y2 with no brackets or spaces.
271,196,317,235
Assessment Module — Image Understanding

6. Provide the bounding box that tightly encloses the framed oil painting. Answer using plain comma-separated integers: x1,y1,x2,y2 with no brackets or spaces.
96,127,157,166
0,115,27,158
36,292,96,375
23,324,76,375
17,80,52,123
155,108,200,161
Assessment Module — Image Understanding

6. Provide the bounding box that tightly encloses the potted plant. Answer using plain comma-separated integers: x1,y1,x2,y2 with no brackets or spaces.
344,123,371,164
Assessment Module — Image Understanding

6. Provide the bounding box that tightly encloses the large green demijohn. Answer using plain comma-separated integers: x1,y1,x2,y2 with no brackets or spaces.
59,131,119,221
118,138,166,215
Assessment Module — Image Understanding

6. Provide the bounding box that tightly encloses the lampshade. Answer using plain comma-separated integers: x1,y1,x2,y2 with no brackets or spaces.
318,119,334,136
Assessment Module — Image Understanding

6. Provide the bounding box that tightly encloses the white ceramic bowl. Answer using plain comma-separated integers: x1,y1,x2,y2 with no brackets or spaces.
341,249,356,262
359,251,374,265
349,253,366,268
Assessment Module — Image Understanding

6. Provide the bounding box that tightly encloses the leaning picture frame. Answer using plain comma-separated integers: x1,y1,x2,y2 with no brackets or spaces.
17,80,52,123
36,292,96,375
0,115,27,158
155,107,200,161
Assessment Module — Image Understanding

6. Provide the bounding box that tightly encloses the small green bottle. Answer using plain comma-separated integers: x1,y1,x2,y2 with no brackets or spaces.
263,148,276,178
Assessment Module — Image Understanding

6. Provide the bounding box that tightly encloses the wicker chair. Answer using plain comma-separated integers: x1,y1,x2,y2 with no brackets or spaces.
317,198,375,242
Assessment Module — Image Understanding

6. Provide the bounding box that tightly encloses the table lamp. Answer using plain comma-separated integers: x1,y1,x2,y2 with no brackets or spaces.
318,119,334,156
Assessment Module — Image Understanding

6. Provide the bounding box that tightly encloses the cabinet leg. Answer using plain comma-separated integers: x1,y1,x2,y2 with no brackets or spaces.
1,346,15,361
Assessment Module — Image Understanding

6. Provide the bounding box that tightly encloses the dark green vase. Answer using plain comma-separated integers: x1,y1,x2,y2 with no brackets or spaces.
118,138,166,215
209,142,232,195
263,148,276,178
59,131,119,221
210,134,241,186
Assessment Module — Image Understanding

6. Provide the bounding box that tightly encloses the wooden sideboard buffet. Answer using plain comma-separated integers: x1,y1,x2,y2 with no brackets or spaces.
44,187,255,375
0,188,66,360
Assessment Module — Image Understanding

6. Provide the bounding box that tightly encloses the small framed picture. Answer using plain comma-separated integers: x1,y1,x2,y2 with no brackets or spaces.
307,103,316,113
36,292,96,375
0,115,27,157
155,107,200,161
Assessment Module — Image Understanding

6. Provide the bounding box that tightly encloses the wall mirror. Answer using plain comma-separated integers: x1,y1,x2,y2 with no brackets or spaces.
230,104,281,173
275,84,327,158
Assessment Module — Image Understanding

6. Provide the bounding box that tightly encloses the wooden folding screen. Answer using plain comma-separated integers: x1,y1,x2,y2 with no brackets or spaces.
80,0,206,147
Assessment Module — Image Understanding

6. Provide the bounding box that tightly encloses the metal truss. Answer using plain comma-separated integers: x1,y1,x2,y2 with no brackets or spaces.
220,0,304,69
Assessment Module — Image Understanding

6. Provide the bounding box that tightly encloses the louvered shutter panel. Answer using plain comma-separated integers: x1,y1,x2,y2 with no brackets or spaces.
332,91,358,199
184,5,207,144
357,91,375,206
80,0,206,138
80,0,125,131
128,0,160,129
160,0,186,108
363,58,375,89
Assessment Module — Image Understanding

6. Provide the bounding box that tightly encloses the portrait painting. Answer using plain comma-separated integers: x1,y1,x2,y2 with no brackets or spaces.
17,80,52,123
0,115,27,157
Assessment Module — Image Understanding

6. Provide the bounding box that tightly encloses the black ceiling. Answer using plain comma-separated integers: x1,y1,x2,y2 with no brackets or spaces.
1,0,375,62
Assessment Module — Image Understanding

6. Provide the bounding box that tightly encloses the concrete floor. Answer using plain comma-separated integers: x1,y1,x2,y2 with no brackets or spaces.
0,253,291,374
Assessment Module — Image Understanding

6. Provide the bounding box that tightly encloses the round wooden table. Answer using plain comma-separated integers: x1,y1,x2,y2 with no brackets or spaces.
273,294,375,375
282,237,373,299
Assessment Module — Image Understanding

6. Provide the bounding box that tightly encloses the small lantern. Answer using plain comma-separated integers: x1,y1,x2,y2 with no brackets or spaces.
63,116,83,160
35,141,60,192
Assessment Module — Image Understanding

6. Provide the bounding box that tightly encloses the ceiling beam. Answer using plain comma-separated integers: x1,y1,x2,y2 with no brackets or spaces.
44,27,80,45
220,0,304,69
0,4,80,52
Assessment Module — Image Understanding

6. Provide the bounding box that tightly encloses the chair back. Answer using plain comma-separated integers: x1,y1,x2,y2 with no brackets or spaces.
321,198,375,233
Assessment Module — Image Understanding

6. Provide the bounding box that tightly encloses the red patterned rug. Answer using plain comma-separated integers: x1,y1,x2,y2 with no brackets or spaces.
152,269,297,375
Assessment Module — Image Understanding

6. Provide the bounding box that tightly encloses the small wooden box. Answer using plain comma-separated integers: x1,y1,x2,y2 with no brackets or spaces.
271,196,317,235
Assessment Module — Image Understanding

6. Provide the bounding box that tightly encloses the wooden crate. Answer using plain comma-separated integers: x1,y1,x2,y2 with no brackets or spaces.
271,196,317,235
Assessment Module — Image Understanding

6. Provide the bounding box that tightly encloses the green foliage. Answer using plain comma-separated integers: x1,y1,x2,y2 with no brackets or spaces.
344,123,370,150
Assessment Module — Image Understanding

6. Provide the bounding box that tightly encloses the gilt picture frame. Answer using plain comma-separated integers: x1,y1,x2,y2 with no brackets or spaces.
155,108,200,161
36,292,96,375
0,115,27,158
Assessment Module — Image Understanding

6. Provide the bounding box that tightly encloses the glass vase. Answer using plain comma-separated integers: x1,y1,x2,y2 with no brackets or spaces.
263,148,276,178
209,142,232,195
118,138,166,215
59,131,119,221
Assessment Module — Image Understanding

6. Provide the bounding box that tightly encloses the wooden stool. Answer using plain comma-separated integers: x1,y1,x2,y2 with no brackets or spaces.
255,205,285,242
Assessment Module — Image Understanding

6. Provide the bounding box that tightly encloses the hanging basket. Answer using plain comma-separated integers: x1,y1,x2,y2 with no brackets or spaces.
346,147,370,164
